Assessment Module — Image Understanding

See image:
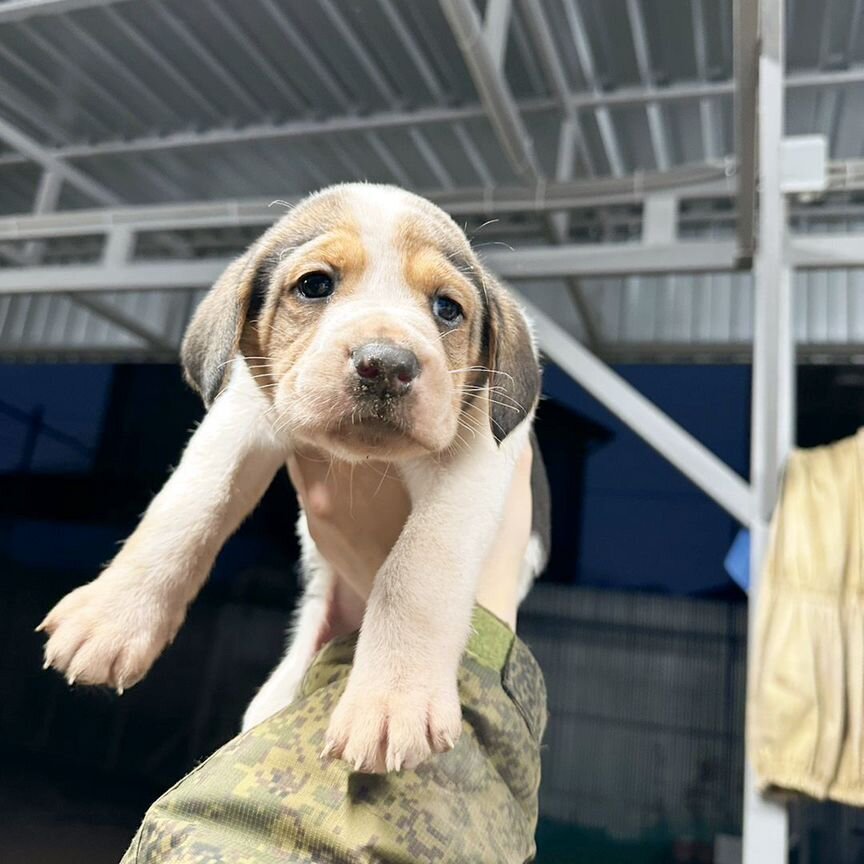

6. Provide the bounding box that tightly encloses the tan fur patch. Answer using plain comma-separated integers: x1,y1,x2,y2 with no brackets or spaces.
396,215,490,428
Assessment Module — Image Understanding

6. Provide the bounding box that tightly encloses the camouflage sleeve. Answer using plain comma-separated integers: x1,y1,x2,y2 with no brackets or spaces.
121,606,547,864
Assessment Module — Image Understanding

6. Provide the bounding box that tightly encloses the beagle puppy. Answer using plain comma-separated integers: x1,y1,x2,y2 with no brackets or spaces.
39,184,549,774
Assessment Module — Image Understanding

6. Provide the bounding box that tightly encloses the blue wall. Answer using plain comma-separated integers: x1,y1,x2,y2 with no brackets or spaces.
0,362,751,597
544,363,750,595
0,364,111,473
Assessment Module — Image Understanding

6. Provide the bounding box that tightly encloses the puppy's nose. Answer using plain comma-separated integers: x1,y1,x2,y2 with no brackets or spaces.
352,343,420,397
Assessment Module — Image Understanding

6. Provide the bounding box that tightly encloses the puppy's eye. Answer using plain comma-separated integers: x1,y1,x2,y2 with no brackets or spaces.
432,295,463,324
296,272,335,300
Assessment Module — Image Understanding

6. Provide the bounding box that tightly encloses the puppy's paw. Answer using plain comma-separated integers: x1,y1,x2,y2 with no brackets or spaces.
322,682,462,773
38,577,181,692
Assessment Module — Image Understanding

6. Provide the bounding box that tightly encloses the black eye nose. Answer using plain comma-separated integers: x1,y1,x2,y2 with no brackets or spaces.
351,343,421,396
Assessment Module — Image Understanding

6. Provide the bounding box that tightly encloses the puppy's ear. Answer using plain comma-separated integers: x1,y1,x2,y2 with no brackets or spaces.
482,279,541,444
181,249,271,406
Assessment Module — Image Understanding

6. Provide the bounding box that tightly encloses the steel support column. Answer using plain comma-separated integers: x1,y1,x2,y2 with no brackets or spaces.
734,0,759,264
743,0,791,861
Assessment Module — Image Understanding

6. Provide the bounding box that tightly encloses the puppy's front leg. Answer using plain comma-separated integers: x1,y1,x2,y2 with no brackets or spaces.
323,420,530,773
40,363,284,691
242,514,335,730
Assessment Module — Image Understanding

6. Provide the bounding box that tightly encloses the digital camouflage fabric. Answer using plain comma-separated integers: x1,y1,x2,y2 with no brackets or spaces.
120,606,547,864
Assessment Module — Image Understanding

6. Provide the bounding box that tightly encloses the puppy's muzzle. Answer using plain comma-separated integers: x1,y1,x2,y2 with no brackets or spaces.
351,342,421,400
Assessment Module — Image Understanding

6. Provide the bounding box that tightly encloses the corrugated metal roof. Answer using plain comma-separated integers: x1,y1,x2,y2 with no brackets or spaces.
0,0,862,361
0,0,859,197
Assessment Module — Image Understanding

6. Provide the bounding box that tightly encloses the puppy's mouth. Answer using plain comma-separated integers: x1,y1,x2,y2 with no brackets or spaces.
280,370,450,457
326,400,419,448
331,415,407,445
280,391,418,455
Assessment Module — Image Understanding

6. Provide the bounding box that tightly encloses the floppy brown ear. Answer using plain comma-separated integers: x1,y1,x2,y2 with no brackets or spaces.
180,250,271,406
483,281,541,444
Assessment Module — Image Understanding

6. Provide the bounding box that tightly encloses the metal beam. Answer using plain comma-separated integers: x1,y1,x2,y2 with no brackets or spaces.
0,242,29,265
642,194,678,246
23,168,62,262
409,128,454,188
7,229,864,295
734,0,760,265
103,8,222,123
0,114,119,206
203,0,305,114
567,66,864,107
0,261,229,294
366,130,413,187
0,65,856,170
693,0,721,161
0,0,130,23
483,0,512,70
744,0,791,861
19,172,171,351
562,0,624,176
30,103,511,163
65,292,176,353
439,0,540,180
497,234,864,275
0,77,85,152
489,241,740,278
441,0,611,348
520,0,595,177
378,0,445,103
518,0,569,107
62,16,186,127
6,168,864,262
31,167,63,212
0,34,112,139
452,123,495,186
0,242,740,297
518,293,753,525
318,0,396,104
552,118,602,348
151,3,265,117
552,118,578,237
20,19,146,135
0,167,734,243
625,0,671,171
789,234,864,267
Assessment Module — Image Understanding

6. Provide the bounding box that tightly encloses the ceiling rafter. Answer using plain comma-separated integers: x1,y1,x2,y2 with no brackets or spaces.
439,0,605,348
625,0,671,171
692,0,721,161
0,0,131,24
520,0,595,178
0,115,119,205
0,163,735,242
560,0,624,177
0,67,860,169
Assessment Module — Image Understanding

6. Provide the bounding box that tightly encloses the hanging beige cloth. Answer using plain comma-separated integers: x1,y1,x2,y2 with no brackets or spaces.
750,429,864,804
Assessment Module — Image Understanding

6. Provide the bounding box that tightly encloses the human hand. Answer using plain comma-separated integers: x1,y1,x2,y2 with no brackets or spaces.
288,442,534,629
287,452,411,600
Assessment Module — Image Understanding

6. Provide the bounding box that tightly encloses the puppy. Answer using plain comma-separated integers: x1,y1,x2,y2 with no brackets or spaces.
39,184,549,774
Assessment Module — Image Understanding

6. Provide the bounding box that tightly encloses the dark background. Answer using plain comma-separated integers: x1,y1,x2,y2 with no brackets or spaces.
1,361,862,862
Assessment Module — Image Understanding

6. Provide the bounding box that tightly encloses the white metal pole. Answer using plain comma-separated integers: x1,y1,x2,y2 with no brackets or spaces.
516,294,753,526
743,0,792,861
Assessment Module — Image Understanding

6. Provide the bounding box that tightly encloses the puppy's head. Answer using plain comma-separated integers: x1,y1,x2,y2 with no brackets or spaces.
181,184,539,460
